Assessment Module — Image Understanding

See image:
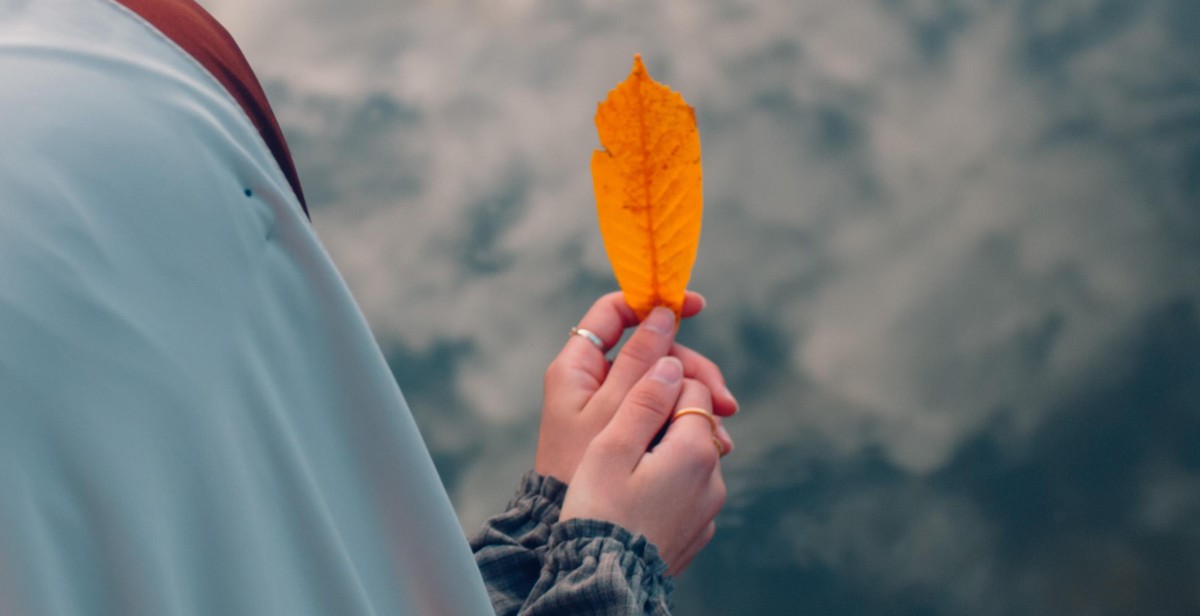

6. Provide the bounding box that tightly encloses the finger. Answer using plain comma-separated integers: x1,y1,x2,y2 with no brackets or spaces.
544,292,642,413
565,290,701,370
672,342,739,416
596,356,685,470
574,291,641,350
572,292,702,348
680,291,706,319
585,305,677,419
559,291,642,377
652,379,720,474
714,417,734,457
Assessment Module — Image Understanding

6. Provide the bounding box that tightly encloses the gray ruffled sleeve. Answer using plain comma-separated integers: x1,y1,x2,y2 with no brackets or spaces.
470,471,673,615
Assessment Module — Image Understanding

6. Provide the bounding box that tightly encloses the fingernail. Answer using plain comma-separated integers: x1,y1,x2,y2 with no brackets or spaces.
724,386,739,413
645,306,674,334
650,356,682,384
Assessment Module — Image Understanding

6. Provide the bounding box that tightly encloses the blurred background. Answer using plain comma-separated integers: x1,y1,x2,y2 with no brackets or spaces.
203,0,1199,613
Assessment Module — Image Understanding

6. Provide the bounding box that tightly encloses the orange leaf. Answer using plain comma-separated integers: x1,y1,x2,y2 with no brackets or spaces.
591,54,703,320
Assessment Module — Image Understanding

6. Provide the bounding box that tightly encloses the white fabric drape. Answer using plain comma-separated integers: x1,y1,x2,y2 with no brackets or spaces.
0,1,493,613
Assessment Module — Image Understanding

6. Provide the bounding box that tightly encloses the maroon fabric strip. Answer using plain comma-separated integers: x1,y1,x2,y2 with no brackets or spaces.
114,0,309,217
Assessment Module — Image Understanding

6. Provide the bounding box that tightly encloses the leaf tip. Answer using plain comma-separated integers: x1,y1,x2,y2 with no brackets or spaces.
632,53,647,77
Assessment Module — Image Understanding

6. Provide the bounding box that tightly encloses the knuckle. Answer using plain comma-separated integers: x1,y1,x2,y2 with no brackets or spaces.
622,326,674,364
543,358,569,385
587,433,626,461
713,476,728,511
625,385,673,420
680,378,713,408
679,435,720,473
619,337,665,368
699,448,720,475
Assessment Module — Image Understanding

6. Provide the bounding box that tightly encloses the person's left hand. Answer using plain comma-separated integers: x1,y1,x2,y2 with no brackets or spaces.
535,291,737,484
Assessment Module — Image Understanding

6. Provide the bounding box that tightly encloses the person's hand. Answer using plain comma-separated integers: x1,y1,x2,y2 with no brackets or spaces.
559,358,728,576
535,291,737,484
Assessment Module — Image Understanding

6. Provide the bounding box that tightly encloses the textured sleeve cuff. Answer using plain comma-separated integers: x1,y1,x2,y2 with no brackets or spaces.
473,473,674,615
470,471,573,616
522,518,673,614
470,470,567,553
510,470,569,529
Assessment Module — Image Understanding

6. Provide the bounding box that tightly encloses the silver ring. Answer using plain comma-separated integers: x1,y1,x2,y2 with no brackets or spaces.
569,327,607,352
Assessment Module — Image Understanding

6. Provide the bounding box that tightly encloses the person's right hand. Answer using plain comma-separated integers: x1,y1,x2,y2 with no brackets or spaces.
559,356,728,576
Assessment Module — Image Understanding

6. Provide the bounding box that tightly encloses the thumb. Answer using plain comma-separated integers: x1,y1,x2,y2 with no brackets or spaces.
599,356,684,469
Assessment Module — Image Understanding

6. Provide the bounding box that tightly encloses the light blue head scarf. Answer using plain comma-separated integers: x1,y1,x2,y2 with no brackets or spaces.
0,1,492,613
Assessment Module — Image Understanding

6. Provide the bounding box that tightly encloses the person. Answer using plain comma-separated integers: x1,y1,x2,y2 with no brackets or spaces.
0,0,736,614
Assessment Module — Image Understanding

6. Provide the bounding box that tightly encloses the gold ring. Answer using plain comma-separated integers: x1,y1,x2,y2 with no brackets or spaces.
672,407,718,434
713,436,727,457
569,326,607,352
